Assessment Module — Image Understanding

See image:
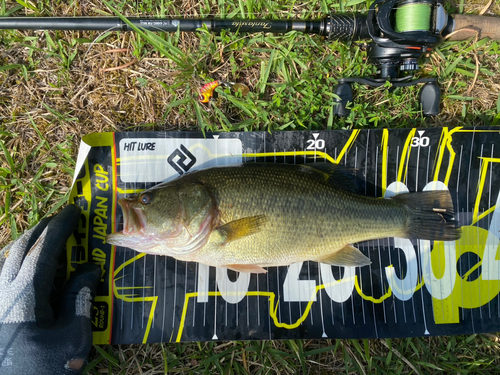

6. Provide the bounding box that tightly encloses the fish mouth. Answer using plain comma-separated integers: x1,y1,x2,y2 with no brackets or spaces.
106,197,156,250
119,198,147,235
106,197,213,256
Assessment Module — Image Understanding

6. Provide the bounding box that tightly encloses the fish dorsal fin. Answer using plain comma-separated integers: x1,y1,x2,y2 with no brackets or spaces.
301,162,339,176
304,163,366,193
316,245,371,267
217,215,267,244
225,264,268,274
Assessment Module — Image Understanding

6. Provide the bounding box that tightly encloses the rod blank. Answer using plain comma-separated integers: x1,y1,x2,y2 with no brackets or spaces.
0,17,323,34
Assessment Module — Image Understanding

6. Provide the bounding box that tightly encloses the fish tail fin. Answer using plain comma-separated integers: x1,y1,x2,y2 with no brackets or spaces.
393,190,461,241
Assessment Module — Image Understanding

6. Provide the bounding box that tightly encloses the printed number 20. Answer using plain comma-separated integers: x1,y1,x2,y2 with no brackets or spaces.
411,136,430,147
306,139,325,150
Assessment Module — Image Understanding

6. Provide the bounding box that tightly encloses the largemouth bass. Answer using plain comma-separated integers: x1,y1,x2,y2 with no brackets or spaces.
106,163,461,273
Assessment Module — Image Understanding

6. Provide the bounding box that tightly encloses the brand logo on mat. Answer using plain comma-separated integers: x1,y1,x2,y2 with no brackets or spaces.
168,145,197,175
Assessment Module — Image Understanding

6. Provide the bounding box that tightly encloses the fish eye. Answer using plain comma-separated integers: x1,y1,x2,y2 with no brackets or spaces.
140,193,152,205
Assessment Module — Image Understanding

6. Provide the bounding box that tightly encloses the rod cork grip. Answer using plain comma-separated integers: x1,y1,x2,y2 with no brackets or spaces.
448,14,500,41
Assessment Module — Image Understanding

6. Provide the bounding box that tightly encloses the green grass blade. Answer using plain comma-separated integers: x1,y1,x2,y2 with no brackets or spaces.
0,139,14,171
15,0,37,11
92,345,120,367
258,49,276,94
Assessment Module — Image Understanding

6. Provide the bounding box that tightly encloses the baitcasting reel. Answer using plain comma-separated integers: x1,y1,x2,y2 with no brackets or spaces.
330,0,449,117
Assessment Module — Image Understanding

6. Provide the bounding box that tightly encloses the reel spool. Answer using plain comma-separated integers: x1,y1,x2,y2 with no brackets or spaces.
394,0,433,33
333,0,448,117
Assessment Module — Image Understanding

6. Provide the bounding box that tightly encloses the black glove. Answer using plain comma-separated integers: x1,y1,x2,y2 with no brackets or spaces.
0,205,101,375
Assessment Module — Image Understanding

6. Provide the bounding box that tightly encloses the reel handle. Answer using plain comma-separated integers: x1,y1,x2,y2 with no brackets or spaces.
447,14,500,41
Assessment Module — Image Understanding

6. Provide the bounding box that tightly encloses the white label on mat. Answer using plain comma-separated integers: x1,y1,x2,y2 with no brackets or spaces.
118,137,243,183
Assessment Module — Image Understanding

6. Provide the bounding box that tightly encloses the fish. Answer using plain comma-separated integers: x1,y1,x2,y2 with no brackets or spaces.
105,163,461,274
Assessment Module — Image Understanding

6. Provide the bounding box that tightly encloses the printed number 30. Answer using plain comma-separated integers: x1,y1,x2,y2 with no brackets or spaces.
411,136,430,147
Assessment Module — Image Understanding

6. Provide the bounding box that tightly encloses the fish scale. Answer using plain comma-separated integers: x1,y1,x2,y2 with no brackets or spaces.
170,165,427,265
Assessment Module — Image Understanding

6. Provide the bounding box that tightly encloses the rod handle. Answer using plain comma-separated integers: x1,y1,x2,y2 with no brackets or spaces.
448,14,500,41
325,14,369,41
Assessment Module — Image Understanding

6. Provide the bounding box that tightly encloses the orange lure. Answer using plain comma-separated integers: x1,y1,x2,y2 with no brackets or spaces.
199,80,220,103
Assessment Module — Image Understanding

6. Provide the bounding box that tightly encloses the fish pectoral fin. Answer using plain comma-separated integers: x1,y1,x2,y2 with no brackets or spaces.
225,264,268,274
317,245,371,267
216,215,267,244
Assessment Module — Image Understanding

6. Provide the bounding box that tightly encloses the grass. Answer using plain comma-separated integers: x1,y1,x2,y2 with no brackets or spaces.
1,0,500,373
80,335,500,374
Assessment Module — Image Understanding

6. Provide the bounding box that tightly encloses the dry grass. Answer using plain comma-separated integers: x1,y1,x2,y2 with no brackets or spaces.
2,33,188,131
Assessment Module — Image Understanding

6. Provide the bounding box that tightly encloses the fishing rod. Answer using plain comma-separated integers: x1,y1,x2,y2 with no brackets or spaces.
1,0,499,116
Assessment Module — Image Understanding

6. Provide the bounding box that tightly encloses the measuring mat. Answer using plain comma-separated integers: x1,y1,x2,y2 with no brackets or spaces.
67,127,500,344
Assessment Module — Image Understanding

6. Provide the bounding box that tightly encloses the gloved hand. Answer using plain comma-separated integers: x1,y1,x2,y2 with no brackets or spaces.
0,205,101,375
